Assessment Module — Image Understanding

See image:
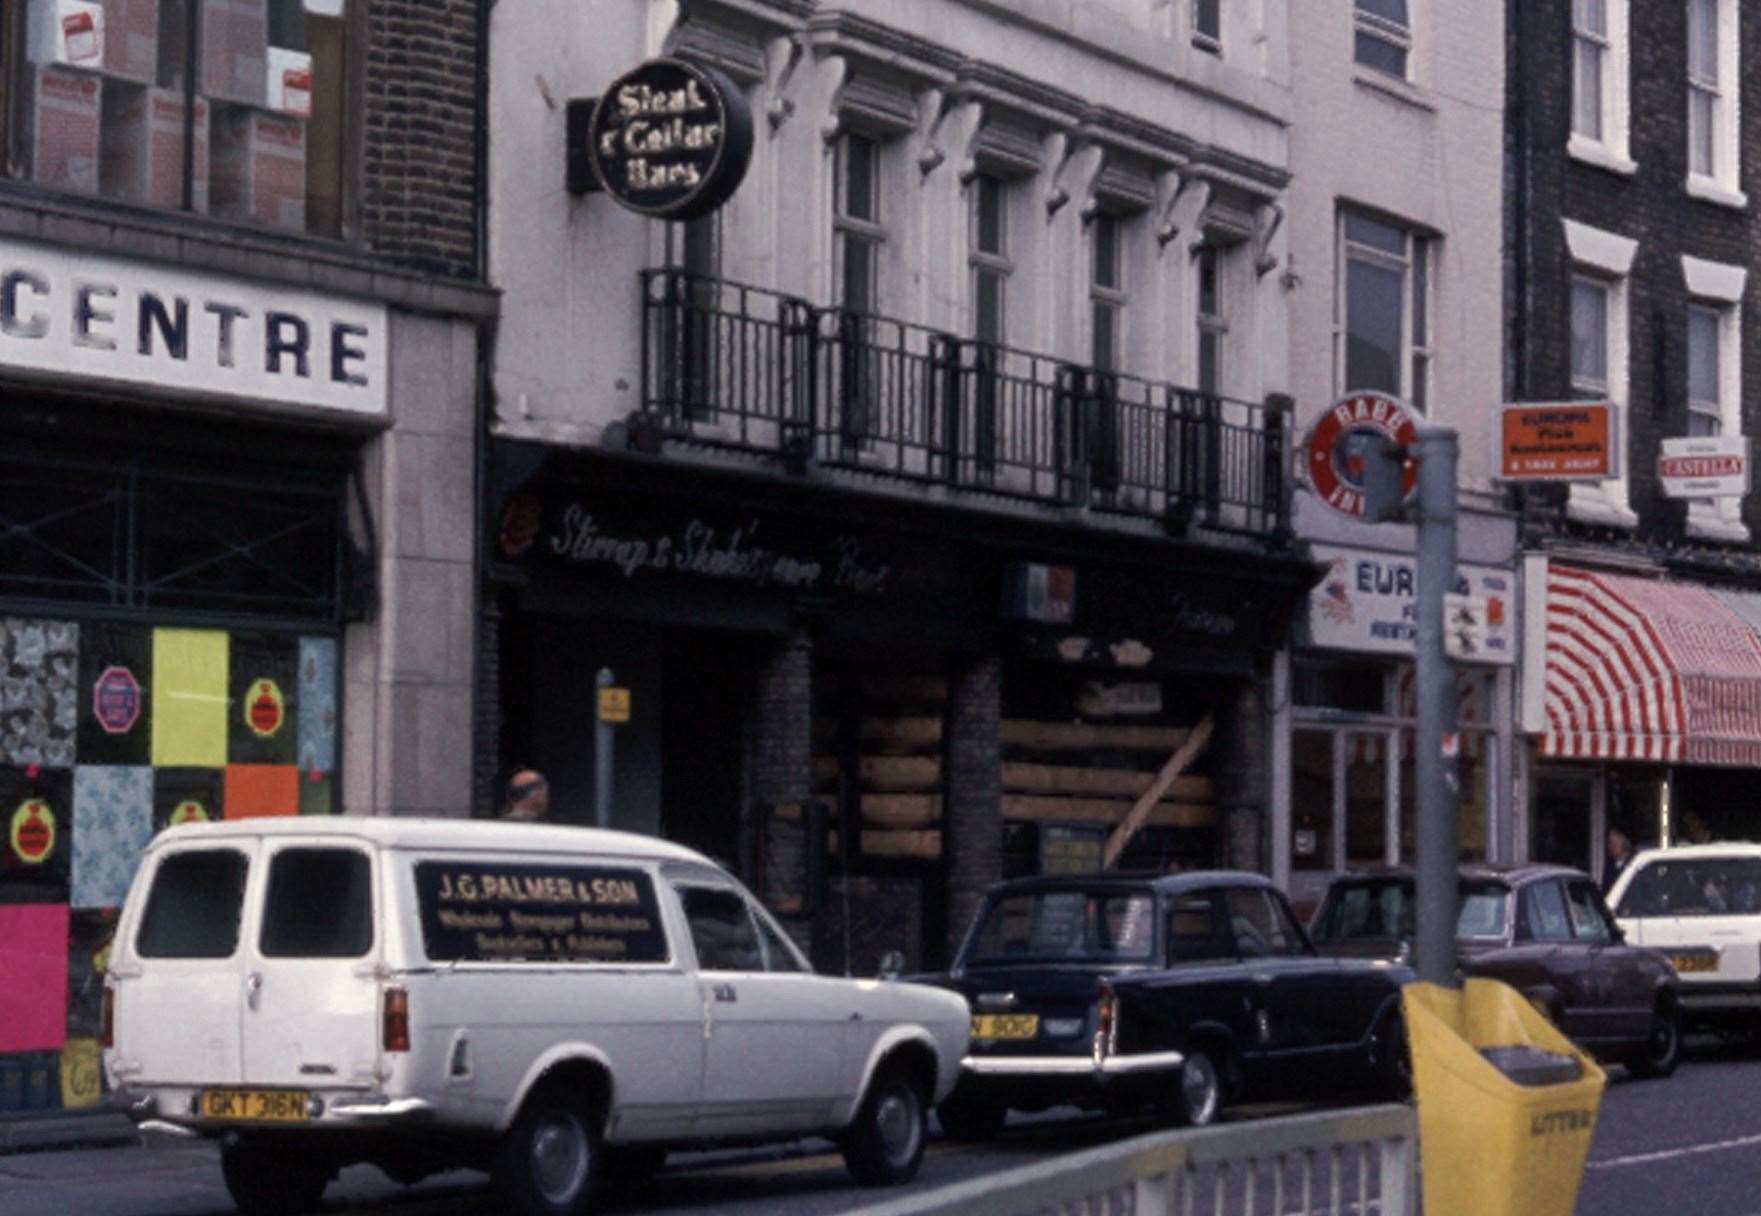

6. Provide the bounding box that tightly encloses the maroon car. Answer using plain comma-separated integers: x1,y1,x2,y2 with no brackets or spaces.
1309,863,1681,1078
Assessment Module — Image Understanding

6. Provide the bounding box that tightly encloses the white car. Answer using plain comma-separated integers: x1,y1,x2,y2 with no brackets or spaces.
1607,843,1761,1029
102,818,969,1216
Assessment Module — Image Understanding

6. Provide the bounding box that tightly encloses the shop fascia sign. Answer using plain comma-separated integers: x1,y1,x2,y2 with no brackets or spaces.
1301,391,1420,520
1306,543,1517,665
1497,401,1620,481
573,57,754,219
0,235,386,416
1658,435,1749,499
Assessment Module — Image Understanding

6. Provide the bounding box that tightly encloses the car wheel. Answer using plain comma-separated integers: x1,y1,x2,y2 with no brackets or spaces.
1165,1049,1224,1127
494,1086,601,1216
220,1136,331,1216
1371,1011,1412,1098
1628,1003,1682,1079
842,1064,929,1186
937,1092,1007,1141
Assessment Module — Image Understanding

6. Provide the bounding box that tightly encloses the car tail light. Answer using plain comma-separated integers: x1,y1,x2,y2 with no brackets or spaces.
383,987,410,1053
1093,983,1118,1063
100,988,114,1050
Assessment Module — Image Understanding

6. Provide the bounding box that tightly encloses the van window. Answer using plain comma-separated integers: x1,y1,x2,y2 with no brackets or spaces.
414,861,669,964
261,849,373,958
679,886,764,971
137,850,250,959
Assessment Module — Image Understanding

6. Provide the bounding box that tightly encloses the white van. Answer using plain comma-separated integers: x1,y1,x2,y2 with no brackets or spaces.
1607,843,1761,1028
102,817,969,1216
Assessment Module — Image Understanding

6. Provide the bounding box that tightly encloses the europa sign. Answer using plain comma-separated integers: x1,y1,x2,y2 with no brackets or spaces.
1658,435,1750,499
1303,391,1419,519
587,58,754,220
1498,402,1618,481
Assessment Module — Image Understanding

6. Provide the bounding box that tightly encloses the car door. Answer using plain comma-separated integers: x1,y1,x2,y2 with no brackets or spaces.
1518,879,1590,1035
1566,878,1653,1043
113,842,256,1087
674,882,847,1135
1222,886,1333,1058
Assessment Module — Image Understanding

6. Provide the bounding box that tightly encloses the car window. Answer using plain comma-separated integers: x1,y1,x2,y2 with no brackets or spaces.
136,849,249,959
1313,881,1408,942
679,886,764,972
1563,881,1613,944
1225,887,1303,958
1616,857,1761,918
964,889,1157,965
261,848,373,958
750,902,807,973
1167,892,1232,963
1522,881,1573,942
1456,883,1509,939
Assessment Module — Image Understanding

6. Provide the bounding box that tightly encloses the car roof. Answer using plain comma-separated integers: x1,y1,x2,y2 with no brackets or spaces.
146,816,717,867
982,870,1277,898
1628,843,1761,862
1323,862,1586,888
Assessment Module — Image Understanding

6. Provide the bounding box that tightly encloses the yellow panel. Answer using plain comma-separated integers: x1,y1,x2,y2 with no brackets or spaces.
151,629,229,767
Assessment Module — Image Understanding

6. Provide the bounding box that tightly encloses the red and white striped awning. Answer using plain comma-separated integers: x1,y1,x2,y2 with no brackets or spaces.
1544,564,1761,765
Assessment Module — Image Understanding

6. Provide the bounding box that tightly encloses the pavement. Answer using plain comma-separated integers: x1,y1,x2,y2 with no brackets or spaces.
0,1109,139,1155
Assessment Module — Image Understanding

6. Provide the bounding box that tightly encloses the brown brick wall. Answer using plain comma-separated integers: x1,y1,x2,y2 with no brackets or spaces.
364,0,481,277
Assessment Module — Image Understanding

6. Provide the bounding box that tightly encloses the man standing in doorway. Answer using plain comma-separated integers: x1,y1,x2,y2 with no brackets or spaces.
501,769,551,822
1601,828,1632,896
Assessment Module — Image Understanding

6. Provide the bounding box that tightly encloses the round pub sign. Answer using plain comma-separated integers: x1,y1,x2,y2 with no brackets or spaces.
588,57,754,220
1304,391,1420,519
11,798,56,864
246,678,286,738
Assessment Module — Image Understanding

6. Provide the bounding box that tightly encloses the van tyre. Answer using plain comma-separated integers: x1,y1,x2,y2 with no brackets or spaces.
220,1135,331,1216
495,1088,602,1216
1628,1002,1682,1079
842,1064,928,1186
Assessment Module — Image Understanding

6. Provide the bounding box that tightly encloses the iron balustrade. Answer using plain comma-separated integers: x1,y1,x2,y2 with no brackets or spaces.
642,269,1293,540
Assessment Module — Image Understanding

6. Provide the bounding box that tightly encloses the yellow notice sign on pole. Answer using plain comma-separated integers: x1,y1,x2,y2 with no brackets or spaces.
597,686,631,724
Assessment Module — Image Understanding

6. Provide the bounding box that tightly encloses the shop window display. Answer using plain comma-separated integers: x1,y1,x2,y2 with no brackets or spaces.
0,614,338,1116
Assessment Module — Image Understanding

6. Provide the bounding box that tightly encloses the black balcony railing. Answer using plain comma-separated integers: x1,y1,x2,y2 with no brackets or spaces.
640,269,1292,540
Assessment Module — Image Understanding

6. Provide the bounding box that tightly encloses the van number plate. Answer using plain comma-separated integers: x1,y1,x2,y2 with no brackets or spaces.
971,1014,1039,1041
1671,953,1717,974
200,1089,309,1122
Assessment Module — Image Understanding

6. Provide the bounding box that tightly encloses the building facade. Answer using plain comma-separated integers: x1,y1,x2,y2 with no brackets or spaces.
1279,0,1516,913
487,0,1317,971
1508,0,1761,880
0,0,489,1121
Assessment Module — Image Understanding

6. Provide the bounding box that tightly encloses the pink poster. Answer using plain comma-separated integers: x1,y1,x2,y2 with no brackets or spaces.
0,904,71,1052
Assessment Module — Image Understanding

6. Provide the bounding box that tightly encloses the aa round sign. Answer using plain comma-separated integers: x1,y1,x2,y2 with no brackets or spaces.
588,58,754,220
1304,391,1419,519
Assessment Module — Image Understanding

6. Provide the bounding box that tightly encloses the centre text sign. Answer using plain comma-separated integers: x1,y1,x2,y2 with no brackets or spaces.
1305,543,1517,664
588,58,754,220
1498,402,1618,481
0,236,387,416
1658,435,1750,499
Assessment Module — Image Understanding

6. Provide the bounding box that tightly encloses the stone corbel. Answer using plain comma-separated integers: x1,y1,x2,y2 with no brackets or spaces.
1168,177,1212,253
814,54,850,144
1054,142,1105,225
915,88,947,176
764,35,803,131
1154,168,1183,248
1253,202,1284,276
945,100,986,184
1040,130,1070,216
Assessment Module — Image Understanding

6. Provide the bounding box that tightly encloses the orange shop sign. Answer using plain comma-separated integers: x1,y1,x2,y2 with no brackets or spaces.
1498,402,1620,481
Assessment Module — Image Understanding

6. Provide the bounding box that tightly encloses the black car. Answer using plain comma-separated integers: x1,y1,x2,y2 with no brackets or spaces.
919,871,1412,1139
1310,865,1681,1077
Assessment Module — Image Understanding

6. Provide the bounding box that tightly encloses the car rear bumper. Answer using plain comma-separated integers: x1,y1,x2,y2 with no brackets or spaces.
961,1049,1186,1078
112,1087,437,1135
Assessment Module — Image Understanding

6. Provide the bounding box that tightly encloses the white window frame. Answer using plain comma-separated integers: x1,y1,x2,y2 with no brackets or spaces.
1352,0,1412,81
1195,243,1227,396
835,131,886,316
1569,0,1635,176
1091,211,1128,373
1563,219,1638,529
1191,0,1221,54
1685,0,1746,209
1334,208,1434,412
1681,254,1748,541
970,173,1011,346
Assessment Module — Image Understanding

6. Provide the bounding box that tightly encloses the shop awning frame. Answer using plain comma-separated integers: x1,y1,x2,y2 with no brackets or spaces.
1543,564,1761,766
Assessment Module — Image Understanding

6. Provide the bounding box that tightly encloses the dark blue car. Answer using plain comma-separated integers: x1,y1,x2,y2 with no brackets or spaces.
921,871,1413,1138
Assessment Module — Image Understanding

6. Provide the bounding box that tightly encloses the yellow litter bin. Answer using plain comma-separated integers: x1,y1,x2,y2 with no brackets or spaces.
1402,977,1606,1216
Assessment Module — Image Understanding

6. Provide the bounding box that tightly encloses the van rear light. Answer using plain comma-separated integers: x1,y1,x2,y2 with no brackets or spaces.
383,987,410,1053
101,988,114,1050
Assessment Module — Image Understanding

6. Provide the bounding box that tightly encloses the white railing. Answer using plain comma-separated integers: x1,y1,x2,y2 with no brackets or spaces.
863,1104,1417,1216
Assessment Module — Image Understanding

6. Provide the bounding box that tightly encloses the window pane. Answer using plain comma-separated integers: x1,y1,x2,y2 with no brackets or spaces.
683,215,718,277
1524,882,1573,942
1570,279,1608,385
1093,215,1119,289
1199,330,1219,395
1093,302,1117,371
1688,408,1721,438
1197,247,1220,316
1355,0,1408,26
1411,241,1428,344
842,235,874,314
261,848,372,958
1574,0,1606,35
1410,352,1429,412
1345,212,1405,256
137,850,249,959
976,268,1003,344
1354,31,1408,76
1345,256,1404,394
842,135,876,222
1573,40,1604,139
1689,89,1716,176
1688,306,1720,406
681,886,763,971
976,175,1005,255
1689,0,1718,80
1193,0,1220,41
753,908,805,973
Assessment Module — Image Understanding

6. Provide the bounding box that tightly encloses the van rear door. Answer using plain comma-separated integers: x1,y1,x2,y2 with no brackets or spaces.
240,840,382,1089
119,843,257,1085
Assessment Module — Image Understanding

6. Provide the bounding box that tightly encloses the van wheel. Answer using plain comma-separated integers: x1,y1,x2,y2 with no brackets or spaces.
494,1088,601,1216
842,1064,928,1186
1628,1002,1682,1079
220,1136,330,1216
